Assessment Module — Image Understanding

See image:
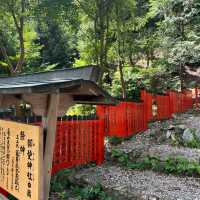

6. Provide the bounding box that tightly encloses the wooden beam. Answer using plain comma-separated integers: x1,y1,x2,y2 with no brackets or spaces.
23,94,48,116
0,95,21,108
43,92,60,200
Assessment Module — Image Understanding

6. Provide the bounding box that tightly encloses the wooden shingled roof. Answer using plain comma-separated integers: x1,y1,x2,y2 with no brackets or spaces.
0,66,116,105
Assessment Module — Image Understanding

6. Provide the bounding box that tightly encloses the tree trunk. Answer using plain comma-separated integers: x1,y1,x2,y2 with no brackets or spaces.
180,64,184,91
119,60,126,99
116,3,126,99
146,52,150,68
2,0,26,75
13,30,25,74
99,0,106,69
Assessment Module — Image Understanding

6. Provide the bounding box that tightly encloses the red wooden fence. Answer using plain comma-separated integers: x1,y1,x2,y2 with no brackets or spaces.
52,119,104,174
195,87,200,107
141,91,172,121
126,102,147,135
182,90,193,111
168,90,193,113
141,90,153,121
155,94,171,120
97,89,194,138
96,101,147,137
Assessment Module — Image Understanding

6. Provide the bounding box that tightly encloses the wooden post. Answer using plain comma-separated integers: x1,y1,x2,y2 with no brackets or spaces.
43,92,60,200
42,93,74,200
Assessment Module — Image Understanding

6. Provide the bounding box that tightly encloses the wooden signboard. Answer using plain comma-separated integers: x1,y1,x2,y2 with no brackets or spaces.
0,120,43,200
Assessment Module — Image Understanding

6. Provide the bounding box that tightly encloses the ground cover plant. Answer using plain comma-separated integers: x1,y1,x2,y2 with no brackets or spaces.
111,148,200,177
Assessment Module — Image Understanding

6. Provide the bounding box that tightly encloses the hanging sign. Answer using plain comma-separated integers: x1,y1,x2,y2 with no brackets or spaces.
0,120,43,200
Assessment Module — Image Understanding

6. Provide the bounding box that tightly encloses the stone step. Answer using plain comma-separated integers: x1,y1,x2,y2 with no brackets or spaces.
72,165,200,200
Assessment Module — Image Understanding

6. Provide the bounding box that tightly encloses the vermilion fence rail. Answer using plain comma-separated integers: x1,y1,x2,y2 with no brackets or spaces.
168,90,193,113
155,94,171,120
96,102,127,137
32,118,104,174
126,102,147,135
97,89,194,138
141,91,172,121
141,90,153,121
182,90,193,111
195,87,200,107
52,119,104,174
96,101,147,137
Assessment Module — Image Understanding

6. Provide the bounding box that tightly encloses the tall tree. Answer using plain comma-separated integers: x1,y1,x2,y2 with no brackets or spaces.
0,0,31,74
149,0,200,88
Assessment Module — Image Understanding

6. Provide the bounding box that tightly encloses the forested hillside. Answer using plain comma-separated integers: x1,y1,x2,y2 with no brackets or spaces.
0,0,200,98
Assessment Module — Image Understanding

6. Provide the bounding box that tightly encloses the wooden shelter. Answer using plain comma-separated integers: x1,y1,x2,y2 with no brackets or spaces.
0,66,116,200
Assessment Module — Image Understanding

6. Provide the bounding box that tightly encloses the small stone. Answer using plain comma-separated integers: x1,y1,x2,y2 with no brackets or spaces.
166,130,172,139
177,124,187,130
168,125,175,130
182,128,194,143
148,196,159,200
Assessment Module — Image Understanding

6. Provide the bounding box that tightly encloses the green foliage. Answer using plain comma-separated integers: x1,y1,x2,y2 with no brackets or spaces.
50,169,112,200
149,0,200,87
108,137,124,146
110,65,174,99
111,148,129,166
8,195,17,200
67,105,96,116
51,169,72,193
36,20,79,69
183,130,200,149
111,148,200,177
73,184,112,200
169,128,200,149
1,0,199,91
163,157,200,176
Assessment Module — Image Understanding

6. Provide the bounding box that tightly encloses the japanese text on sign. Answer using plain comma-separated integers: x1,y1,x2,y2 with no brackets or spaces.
0,120,42,200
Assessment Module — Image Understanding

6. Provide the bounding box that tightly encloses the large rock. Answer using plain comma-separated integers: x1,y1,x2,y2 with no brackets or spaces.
182,128,194,143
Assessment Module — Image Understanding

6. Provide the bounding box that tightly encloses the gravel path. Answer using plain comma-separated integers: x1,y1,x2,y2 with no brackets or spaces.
74,165,200,200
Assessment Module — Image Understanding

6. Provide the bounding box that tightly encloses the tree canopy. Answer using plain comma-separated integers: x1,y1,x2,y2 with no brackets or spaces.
0,0,200,98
